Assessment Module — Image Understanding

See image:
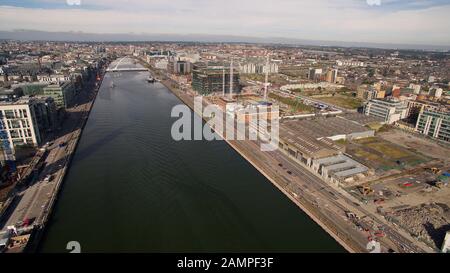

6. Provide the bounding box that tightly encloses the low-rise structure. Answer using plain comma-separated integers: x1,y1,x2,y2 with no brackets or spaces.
364,98,408,124
312,154,369,186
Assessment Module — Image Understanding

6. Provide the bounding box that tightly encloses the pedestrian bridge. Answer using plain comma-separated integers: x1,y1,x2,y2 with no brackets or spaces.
106,67,148,72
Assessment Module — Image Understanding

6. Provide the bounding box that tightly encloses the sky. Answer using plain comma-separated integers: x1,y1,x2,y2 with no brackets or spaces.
0,0,449,46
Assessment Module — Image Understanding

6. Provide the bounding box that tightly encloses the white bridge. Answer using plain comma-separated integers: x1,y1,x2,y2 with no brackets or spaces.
106,67,148,72
106,57,148,72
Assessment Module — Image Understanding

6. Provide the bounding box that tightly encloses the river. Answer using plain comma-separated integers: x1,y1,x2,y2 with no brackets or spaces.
39,58,343,252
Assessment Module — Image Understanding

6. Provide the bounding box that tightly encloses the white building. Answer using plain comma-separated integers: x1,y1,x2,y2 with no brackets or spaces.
155,59,169,70
281,82,344,91
0,98,46,151
308,68,322,81
408,84,421,94
336,60,365,67
37,74,71,84
429,87,443,98
364,98,408,124
239,61,279,74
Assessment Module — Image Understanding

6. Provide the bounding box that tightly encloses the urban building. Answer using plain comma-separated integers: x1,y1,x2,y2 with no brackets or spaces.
308,68,322,81
37,74,71,83
363,98,408,124
43,81,75,109
192,63,240,95
357,87,385,101
171,60,192,75
239,59,279,74
336,60,365,67
155,59,169,70
0,97,57,155
429,87,443,98
326,69,338,83
0,88,24,102
12,82,48,96
409,83,421,94
311,154,369,186
278,117,373,186
415,108,450,143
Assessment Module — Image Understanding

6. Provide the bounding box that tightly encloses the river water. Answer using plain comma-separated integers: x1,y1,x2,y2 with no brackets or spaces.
40,58,343,252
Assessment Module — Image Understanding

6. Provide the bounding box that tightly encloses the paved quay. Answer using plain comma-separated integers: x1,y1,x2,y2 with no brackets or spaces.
0,70,106,252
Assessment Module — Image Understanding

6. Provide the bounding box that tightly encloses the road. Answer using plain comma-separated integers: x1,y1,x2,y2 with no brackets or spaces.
0,73,102,236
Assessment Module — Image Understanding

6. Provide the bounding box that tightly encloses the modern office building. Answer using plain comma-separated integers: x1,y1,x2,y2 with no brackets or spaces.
363,98,408,124
192,63,240,95
308,68,322,81
326,69,338,83
171,60,192,75
0,97,57,155
43,81,75,109
415,108,450,143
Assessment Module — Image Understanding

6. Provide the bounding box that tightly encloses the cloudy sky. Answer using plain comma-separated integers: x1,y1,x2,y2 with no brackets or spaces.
0,0,449,46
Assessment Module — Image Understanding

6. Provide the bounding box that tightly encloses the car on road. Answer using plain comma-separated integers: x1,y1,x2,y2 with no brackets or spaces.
44,174,53,182
59,142,67,148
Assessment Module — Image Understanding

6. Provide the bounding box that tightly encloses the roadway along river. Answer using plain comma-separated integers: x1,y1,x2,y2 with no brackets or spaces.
39,58,343,252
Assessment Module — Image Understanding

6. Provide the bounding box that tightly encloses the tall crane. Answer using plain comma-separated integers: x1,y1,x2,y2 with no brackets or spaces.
222,67,225,97
229,58,234,99
263,54,270,101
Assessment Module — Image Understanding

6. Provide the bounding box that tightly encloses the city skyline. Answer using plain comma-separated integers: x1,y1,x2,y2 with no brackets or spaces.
0,0,450,47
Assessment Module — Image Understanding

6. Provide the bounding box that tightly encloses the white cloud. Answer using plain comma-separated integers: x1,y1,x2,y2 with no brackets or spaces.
366,0,381,6
66,0,81,6
0,0,449,45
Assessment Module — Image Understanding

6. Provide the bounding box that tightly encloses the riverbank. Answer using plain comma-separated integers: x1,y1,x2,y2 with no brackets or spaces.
24,71,106,253
142,62,360,253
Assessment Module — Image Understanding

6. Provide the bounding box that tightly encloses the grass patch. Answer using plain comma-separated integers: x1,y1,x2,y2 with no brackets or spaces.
317,95,363,109
367,142,409,158
269,93,313,113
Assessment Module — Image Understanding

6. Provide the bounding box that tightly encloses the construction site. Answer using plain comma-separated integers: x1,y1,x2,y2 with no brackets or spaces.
342,131,450,250
147,52,450,253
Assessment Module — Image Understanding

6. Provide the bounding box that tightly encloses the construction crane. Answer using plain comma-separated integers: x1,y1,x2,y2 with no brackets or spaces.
222,67,225,97
263,54,270,101
229,58,234,99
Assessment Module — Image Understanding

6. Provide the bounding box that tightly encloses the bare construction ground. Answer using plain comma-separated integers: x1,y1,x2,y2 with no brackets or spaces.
346,137,431,176
378,129,450,164
387,203,450,249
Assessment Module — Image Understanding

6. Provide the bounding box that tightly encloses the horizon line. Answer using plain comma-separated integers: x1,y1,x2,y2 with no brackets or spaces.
1,29,450,52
